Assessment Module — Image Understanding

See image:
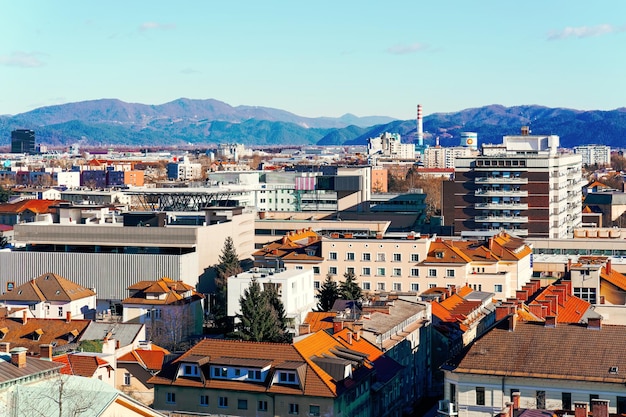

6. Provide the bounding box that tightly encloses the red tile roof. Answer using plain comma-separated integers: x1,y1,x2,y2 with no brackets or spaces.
53,353,112,377
0,317,91,354
0,199,64,215
118,345,170,372
123,277,203,306
0,272,95,302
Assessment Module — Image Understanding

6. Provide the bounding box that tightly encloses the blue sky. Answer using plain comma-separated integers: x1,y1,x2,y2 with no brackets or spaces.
1,1,625,119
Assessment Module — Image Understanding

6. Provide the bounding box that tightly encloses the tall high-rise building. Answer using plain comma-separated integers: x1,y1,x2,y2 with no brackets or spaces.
443,128,583,239
11,129,36,154
574,144,611,167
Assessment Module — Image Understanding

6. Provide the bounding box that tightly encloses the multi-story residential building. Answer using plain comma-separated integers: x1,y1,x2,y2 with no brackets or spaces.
0,199,63,226
122,277,204,349
167,156,203,181
442,315,626,417
116,342,169,406
423,146,476,169
227,268,316,331
574,144,611,167
151,329,403,417
0,272,96,320
368,132,416,160
443,127,584,238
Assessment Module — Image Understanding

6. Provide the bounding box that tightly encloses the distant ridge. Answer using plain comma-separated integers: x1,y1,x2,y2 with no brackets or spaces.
1,99,625,148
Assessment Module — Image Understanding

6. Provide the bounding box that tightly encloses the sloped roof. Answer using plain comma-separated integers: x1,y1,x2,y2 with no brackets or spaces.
118,345,169,372
446,321,626,384
123,277,203,306
0,353,63,384
252,229,323,263
149,338,336,398
0,272,96,303
0,199,64,215
600,266,626,292
303,311,336,332
0,317,91,354
79,322,144,348
53,353,112,377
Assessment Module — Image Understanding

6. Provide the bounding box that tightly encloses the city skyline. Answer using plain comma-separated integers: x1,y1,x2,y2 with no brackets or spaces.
1,1,625,119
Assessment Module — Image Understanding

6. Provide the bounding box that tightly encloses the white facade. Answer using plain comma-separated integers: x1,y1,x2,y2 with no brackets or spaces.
368,132,415,159
574,144,611,167
227,268,316,328
423,146,475,169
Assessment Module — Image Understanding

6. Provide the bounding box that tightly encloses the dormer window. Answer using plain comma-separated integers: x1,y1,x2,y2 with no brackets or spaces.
278,371,298,384
213,366,228,378
435,251,444,259
182,364,200,377
248,369,262,380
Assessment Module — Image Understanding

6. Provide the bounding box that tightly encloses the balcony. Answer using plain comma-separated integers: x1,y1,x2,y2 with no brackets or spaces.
474,176,528,184
475,202,528,210
475,215,529,223
475,189,528,197
482,227,529,236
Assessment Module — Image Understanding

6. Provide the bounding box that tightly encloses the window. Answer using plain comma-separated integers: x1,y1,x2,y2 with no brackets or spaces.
289,403,299,415
214,367,227,377
200,395,209,406
328,267,337,275
393,282,402,291
362,267,371,276
411,268,419,277
295,265,303,270
248,369,261,380
183,364,199,376
411,283,419,292
309,405,321,416
166,392,176,404
494,284,503,293
123,372,131,385
562,392,572,410
346,267,355,275
362,282,371,291
376,253,386,262
328,252,337,260
258,400,268,411
393,268,401,276
238,399,248,410
446,269,455,277
362,253,371,261
429,283,437,289
377,282,385,291
234,368,241,377
219,396,228,408
314,281,320,289
450,383,457,403
536,390,546,409
411,253,420,262
313,266,320,274
476,387,485,406
393,253,402,262
279,372,297,383
574,287,597,304
376,267,385,276
428,269,437,277
346,252,355,261
58,307,63,317
617,396,626,414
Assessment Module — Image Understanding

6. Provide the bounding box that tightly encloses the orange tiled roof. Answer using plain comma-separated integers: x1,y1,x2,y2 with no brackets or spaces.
0,199,64,215
119,346,170,372
53,353,112,377
0,317,91,354
123,277,202,305
303,312,336,332
601,267,626,292
0,272,95,303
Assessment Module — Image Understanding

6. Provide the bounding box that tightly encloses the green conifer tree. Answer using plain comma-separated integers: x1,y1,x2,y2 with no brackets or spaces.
339,271,363,303
213,237,242,331
234,279,282,342
316,274,340,312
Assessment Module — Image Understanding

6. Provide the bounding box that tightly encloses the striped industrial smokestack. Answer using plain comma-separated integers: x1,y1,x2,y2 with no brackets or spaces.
417,104,424,146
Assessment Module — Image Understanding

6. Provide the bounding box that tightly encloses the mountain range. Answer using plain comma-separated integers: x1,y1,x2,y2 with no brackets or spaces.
1,98,625,149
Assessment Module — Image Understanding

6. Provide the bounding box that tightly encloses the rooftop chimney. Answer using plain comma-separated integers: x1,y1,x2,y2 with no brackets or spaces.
333,320,344,334
588,316,602,330
40,344,53,361
10,347,27,368
0,342,10,353
574,402,588,417
606,258,612,275
591,399,609,417
512,392,520,410
22,311,27,325
508,313,517,332
545,315,557,328
521,126,530,136
347,331,353,345
66,311,71,323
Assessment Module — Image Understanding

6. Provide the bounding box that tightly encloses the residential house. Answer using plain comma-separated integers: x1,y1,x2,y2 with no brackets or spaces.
252,227,323,271
52,351,115,386
116,342,170,405
150,330,404,417
442,315,626,417
122,277,204,350
0,272,96,320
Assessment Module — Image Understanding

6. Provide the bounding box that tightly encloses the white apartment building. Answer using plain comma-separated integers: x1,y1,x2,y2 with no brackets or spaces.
368,132,415,159
423,146,475,169
227,268,316,330
574,144,611,167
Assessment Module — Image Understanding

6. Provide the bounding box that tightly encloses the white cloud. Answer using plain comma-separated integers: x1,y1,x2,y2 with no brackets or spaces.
547,24,625,40
139,22,176,31
386,43,429,55
0,51,45,68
